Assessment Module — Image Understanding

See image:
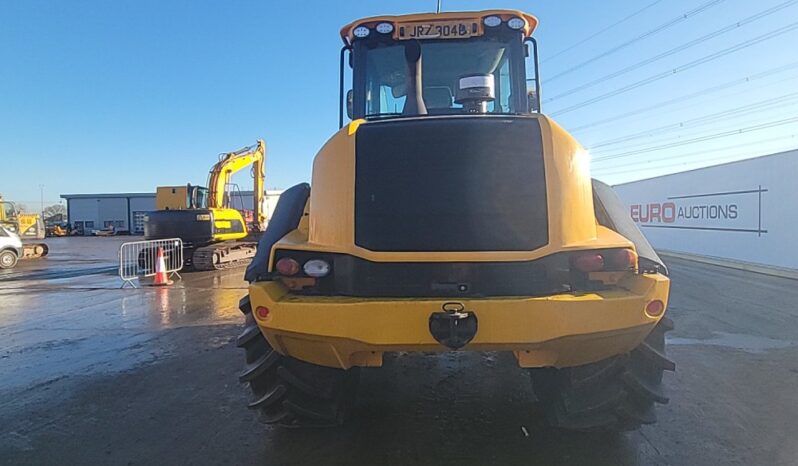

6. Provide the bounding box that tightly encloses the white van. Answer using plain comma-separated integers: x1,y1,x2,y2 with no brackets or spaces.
0,227,24,269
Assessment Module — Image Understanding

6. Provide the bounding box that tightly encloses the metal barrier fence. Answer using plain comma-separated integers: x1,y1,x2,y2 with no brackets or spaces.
119,238,184,288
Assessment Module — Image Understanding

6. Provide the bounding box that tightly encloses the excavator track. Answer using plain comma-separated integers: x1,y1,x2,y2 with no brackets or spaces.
191,241,258,271
22,242,49,259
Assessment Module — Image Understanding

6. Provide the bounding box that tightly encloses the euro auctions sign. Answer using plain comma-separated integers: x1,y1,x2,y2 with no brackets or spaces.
612,150,798,270
629,186,767,236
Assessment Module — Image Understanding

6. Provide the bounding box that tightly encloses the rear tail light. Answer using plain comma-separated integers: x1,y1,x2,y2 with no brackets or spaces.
570,253,604,272
605,248,638,270
303,259,331,277
570,249,637,273
273,252,332,292
275,257,300,276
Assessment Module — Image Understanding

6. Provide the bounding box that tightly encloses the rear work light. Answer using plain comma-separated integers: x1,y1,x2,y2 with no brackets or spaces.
570,249,638,273
375,22,393,34
275,257,300,276
507,17,526,30
353,25,370,38
483,16,501,27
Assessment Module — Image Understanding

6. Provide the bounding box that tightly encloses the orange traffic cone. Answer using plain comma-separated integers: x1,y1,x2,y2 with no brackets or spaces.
150,247,173,286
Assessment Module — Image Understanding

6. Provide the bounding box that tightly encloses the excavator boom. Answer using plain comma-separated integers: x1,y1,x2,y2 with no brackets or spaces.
207,140,267,230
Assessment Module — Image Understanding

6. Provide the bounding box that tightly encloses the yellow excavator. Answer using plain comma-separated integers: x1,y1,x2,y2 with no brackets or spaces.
0,195,49,259
144,140,267,270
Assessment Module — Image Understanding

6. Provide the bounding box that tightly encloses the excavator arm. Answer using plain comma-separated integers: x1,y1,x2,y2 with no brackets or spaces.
207,140,267,231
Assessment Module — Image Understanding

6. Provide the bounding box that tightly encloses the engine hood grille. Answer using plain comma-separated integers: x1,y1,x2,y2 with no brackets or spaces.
354,116,548,252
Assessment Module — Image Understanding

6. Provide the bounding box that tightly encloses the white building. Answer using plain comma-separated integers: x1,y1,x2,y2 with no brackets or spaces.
611,149,798,272
61,190,283,235
60,193,155,235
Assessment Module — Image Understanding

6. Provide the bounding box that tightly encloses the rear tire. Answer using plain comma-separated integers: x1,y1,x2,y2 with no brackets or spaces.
0,250,18,269
237,296,360,427
530,317,675,431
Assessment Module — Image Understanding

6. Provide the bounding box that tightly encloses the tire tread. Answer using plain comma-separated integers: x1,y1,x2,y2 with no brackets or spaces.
530,317,674,431
236,294,359,427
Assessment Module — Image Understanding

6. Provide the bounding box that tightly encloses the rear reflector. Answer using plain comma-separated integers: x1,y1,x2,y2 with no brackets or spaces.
255,306,270,319
645,300,665,317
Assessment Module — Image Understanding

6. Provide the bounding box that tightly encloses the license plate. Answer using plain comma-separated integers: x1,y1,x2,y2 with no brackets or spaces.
397,20,480,40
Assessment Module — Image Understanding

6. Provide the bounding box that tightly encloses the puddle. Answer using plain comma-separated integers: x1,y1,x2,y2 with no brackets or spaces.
668,332,794,354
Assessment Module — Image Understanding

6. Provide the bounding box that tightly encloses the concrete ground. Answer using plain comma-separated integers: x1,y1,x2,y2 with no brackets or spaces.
1,237,797,465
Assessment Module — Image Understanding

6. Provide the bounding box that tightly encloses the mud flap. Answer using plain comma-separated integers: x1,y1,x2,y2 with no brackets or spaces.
429,303,478,350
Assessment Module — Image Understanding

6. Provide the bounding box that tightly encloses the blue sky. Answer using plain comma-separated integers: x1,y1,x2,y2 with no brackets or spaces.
2,0,797,208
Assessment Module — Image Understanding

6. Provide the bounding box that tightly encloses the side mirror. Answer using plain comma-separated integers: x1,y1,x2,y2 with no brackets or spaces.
527,90,540,113
346,89,354,119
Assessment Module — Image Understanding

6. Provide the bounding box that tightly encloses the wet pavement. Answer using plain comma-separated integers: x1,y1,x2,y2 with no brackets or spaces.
1,237,798,465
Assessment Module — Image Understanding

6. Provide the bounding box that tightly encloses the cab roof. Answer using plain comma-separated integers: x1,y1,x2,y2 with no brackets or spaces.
340,10,538,44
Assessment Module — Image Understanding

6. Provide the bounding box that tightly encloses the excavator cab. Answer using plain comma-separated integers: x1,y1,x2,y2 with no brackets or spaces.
155,184,208,211
0,200,17,231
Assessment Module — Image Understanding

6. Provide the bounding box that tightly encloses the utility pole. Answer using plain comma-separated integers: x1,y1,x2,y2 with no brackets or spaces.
436,0,442,14
39,184,44,217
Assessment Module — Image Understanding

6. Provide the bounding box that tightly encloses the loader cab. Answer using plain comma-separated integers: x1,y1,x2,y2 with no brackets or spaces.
0,200,20,233
340,11,541,126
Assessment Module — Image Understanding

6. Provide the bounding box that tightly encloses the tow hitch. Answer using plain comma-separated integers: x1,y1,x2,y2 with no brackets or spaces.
429,302,478,350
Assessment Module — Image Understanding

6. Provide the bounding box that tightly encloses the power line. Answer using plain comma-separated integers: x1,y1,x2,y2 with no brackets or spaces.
591,104,798,155
568,63,798,133
550,22,798,117
591,134,798,174
542,0,665,63
591,116,798,162
586,92,798,150
596,149,793,180
547,0,727,82
545,0,798,103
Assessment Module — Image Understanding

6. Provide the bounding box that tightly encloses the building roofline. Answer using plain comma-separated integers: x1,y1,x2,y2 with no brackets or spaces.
60,189,284,200
60,193,155,199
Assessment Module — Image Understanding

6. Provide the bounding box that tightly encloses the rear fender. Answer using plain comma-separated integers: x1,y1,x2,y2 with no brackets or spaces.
592,179,667,275
245,183,311,283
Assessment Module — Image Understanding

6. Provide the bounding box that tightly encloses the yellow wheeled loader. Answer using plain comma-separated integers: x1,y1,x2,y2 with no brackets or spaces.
237,10,674,431
0,195,49,259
